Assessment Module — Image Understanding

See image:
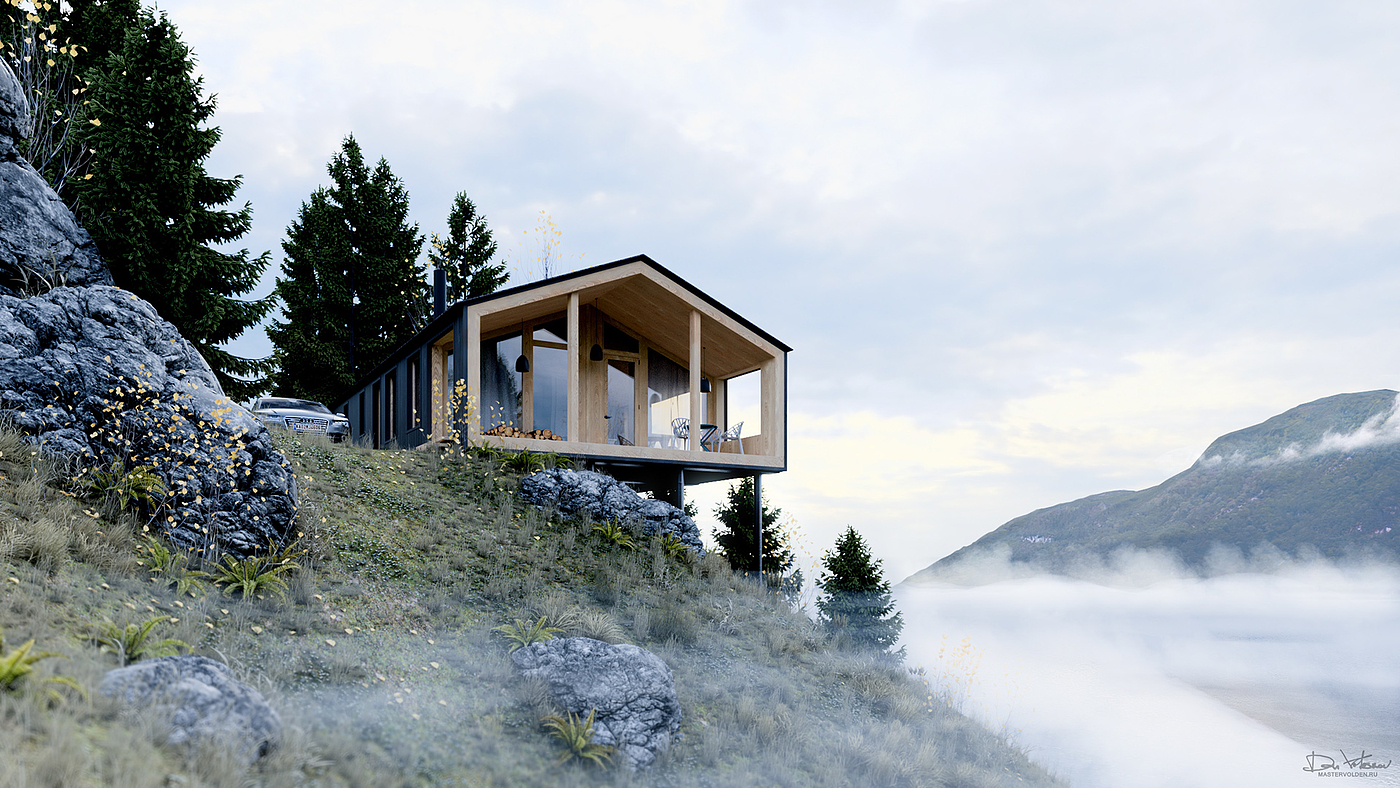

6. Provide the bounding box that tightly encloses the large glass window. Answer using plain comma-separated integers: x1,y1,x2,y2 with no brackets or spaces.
532,345,568,438
481,333,522,431
647,350,689,448
607,360,635,444
383,373,396,440
407,356,420,430
724,369,761,449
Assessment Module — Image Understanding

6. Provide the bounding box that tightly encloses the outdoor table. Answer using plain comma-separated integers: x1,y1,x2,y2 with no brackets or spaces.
699,423,719,451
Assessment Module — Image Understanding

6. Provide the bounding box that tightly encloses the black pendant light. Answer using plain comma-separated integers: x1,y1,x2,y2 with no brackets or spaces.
515,322,530,372
589,343,604,361
700,377,711,393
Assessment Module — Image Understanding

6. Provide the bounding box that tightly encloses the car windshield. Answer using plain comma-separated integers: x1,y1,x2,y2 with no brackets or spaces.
257,398,332,414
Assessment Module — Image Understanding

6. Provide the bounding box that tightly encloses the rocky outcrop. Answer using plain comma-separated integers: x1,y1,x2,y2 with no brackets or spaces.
0,286,298,554
519,469,704,555
512,637,682,769
100,655,282,763
0,62,111,295
0,62,296,555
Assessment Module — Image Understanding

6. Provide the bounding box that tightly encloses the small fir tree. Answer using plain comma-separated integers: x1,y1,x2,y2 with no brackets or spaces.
69,9,273,400
269,135,425,400
817,526,903,658
428,192,506,303
712,476,793,574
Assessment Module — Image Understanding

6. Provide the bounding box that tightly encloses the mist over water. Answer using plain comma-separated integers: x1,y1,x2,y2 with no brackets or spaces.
897,559,1400,788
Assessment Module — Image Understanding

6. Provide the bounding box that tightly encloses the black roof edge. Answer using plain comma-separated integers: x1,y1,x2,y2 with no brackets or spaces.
336,254,791,408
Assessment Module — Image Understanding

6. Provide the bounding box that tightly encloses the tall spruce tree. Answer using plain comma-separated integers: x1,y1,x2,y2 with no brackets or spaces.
68,9,273,400
428,192,506,303
269,135,425,402
712,476,793,574
817,526,904,658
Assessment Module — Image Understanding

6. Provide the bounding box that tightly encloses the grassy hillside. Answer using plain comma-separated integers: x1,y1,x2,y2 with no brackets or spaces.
909,391,1400,583
0,429,1061,788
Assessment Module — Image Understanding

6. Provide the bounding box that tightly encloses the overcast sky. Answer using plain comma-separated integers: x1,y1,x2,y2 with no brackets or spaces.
162,0,1400,581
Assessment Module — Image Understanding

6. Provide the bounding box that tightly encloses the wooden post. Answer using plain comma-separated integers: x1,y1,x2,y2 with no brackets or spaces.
755,473,763,576
677,468,685,511
567,292,580,442
689,309,702,451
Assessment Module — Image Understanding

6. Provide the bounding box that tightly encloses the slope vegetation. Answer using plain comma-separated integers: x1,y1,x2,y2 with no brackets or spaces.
0,430,1059,787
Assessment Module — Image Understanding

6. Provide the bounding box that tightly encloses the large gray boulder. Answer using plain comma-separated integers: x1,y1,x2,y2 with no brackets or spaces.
519,469,704,555
0,62,112,295
0,286,298,554
100,655,282,762
512,637,682,769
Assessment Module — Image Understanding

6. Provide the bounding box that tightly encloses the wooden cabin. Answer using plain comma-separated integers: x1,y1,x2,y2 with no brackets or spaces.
334,255,789,502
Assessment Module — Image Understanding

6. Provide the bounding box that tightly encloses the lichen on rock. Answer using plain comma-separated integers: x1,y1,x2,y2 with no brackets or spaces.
0,286,299,554
518,469,704,555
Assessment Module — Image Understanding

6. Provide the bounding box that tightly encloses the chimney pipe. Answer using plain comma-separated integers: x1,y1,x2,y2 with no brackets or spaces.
433,268,446,316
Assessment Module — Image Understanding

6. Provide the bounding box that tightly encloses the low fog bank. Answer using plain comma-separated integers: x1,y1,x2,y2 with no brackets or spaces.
896,556,1400,788
908,541,1396,588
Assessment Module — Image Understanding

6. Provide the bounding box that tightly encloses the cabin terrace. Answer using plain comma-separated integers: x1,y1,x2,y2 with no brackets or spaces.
334,255,789,502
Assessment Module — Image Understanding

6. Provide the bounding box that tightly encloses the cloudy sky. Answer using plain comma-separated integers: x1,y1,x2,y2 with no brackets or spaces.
162,0,1400,581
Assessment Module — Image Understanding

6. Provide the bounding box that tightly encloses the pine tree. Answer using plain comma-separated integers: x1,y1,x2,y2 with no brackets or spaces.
428,192,505,303
67,9,273,400
817,526,904,658
712,476,793,574
269,135,425,401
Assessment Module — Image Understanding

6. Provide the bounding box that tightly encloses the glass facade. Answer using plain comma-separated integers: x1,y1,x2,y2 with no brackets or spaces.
532,345,568,437
647,349,689,448
607,359,634,444
481,333,522,431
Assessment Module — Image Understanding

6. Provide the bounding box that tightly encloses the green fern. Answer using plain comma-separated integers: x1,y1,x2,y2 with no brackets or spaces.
92,616,189,666
0,629,84,701
137,536,209,596
493,616,564,652
210,545,301,600
541,709,614,768
592,519,635,551
86,459,167,510
660,532,691,560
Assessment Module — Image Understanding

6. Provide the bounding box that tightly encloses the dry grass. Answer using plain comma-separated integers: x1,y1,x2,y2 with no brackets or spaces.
0,428,1064,787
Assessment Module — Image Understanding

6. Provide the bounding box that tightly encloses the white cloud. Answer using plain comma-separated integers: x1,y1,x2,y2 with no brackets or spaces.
162,0,1400,578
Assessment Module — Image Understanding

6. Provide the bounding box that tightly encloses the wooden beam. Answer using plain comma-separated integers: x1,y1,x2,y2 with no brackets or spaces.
689,309,702,452
465,311,480,445
567,292,580,442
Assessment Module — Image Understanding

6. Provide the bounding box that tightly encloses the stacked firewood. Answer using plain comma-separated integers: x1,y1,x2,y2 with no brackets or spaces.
482,424,564,441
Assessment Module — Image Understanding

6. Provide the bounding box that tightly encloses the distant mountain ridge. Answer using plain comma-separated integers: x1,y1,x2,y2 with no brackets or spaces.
906,390,1400,584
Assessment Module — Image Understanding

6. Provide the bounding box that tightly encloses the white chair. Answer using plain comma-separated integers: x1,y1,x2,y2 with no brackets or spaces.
670,417,690,450
714,421,743,453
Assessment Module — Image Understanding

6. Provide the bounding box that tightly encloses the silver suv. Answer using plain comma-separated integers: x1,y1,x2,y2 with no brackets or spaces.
250,397,351,443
